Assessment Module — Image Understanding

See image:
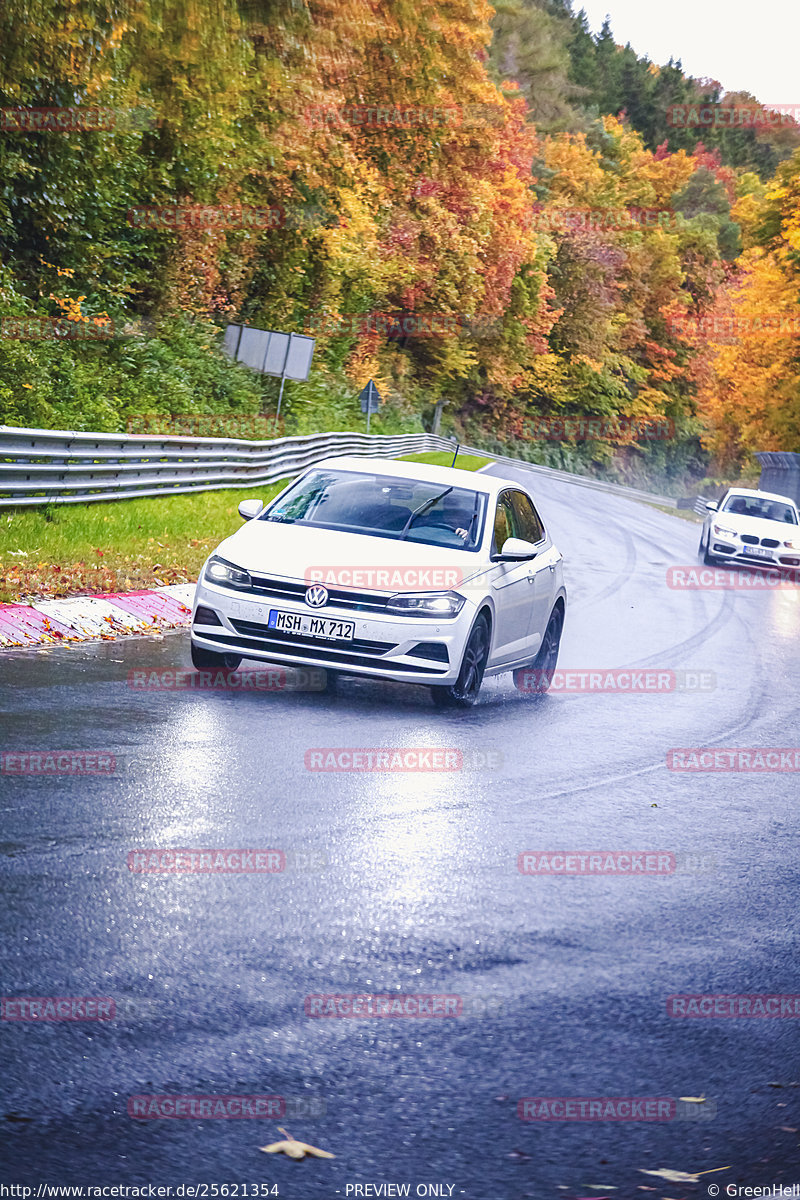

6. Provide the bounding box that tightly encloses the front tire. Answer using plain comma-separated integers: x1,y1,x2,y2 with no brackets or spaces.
431,614,490,709
190,641,242,671
700,529,716,565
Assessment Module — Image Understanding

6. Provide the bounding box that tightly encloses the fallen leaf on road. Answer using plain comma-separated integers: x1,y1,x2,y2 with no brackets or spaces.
640,1167,731,1184
260,1127,334,1160
640,1172,699,1184
678,1096,706,1103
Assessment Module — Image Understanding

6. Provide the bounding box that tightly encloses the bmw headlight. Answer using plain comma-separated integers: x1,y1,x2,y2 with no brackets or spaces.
713,524,737,538
783,539,799,549
205,555,252,589
387,591,465,617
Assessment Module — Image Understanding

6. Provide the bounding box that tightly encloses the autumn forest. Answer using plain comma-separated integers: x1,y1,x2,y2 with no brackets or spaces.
1,0,799,490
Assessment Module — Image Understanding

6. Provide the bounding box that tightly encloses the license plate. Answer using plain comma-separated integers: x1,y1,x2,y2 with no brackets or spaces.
746,546,772,558
268,609,355,641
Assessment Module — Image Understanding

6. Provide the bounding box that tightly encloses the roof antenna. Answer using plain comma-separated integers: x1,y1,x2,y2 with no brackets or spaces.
450,440,460,468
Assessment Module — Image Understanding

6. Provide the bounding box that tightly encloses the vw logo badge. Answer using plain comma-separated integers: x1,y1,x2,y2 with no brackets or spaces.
305,584,328,608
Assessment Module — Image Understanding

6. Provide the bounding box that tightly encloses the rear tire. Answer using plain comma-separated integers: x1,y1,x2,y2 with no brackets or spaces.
190,641,242,671
513,605,564,695
431,614,490,709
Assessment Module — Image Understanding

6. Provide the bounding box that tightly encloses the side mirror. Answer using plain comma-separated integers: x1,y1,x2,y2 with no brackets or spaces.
491,537,538,562
238,498,264,521
705,501,718,512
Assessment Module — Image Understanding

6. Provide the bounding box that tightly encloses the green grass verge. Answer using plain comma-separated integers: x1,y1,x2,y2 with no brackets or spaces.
637,501,704,523
0,482,288,603
397,451,492,471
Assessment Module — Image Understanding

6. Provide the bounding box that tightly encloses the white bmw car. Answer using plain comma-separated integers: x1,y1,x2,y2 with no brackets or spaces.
190,456,567,705
699,487,800,570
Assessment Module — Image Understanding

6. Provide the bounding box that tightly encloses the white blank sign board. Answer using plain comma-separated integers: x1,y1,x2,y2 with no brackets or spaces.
263,331,290,376
223,324,242,357
283,334,315,381
237,326,269,371
223,324,315,381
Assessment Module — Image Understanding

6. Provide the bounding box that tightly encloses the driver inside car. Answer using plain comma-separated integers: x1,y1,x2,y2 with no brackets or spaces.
413,491,475,542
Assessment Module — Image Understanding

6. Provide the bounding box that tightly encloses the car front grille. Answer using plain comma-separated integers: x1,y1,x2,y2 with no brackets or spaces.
247,573,390,614
741,534,780,548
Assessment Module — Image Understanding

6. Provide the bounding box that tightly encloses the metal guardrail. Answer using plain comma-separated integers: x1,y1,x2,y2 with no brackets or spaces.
0,424,678,509
0,428,456,507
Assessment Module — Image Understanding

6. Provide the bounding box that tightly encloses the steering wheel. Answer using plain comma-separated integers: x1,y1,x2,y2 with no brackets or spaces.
419,521,456,532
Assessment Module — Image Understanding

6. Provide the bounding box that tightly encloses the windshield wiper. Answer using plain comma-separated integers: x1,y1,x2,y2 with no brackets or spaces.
466,491,481,542
399,487,453,540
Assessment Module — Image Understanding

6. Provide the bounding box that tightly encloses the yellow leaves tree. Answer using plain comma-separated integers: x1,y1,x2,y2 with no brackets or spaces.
695,250,800,468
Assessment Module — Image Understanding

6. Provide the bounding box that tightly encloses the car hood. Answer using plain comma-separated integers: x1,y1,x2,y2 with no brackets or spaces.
213,520,489,592
715,513,798,542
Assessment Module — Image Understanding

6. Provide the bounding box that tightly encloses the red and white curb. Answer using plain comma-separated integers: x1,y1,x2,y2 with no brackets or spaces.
0,584,195,649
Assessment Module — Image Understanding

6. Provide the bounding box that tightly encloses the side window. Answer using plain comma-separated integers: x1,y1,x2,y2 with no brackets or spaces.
508,491,545,544
492,496,513,554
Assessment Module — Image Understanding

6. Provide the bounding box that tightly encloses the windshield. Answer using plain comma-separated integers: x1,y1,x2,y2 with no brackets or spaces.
721,495,798,524
261,469,488,550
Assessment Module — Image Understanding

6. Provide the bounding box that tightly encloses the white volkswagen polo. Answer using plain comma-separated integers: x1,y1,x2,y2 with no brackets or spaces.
190,456,566,705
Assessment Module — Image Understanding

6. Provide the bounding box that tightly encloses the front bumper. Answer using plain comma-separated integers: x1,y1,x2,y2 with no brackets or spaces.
191,577,476,686
709,541,800,569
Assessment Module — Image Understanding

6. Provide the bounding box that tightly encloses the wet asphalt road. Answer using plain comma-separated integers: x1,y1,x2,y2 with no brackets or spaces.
2,464,800,1197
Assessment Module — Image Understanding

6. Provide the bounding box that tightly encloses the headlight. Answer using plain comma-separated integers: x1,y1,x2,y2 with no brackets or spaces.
713,524,737,537
386,591,465,617
783,539,799,549
204,555,252,589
